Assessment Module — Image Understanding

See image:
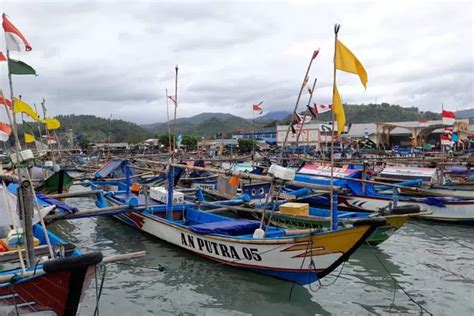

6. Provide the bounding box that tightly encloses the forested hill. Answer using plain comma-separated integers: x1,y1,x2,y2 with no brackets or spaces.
53,104,468,144
56,114,152,144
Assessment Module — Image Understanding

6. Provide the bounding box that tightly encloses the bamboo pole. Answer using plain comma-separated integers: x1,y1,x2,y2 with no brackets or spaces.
295,78,317,147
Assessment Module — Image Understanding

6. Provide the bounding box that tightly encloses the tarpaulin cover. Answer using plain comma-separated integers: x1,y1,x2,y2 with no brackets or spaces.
36,192,78,213
95,159,134,179
190,219,261,236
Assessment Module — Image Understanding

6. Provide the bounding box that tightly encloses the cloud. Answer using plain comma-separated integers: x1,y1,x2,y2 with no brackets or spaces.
0,0,472,125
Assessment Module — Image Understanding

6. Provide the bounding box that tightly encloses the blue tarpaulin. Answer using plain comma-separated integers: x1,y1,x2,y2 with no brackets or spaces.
190,219,261,236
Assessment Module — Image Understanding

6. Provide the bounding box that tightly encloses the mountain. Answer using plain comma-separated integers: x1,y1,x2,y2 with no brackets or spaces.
144,114,257,137
56,114,152,144
255,111,292,122
456,108,474,119
142,112,237,130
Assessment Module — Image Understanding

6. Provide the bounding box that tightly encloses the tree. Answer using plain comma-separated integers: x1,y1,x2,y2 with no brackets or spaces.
158,134,173,148
182,135,198,149
237,138,256,153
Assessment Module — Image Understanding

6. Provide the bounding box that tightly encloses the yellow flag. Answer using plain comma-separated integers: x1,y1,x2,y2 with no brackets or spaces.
335,39,368,89
43,117,61,130
333,85,345,134
24,133,35,143
13,97,41,122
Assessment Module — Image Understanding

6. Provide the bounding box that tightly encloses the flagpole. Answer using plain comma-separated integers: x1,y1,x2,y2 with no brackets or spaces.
329,24,341,231
40,98,56,166
280,50,318,158
165,89,172,154
6,50,23,154
172,65,178,156
295,78,317,147
252,106,255,157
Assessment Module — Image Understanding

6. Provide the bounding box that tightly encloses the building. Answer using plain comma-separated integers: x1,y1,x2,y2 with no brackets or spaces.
232,127,276,143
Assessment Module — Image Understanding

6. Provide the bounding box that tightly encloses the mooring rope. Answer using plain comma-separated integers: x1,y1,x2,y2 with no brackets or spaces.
365,241,433,315
94,265,107,316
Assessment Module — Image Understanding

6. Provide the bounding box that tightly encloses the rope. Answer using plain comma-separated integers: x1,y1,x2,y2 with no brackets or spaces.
94,265,107,316
413,221,474,251
365,241,433,315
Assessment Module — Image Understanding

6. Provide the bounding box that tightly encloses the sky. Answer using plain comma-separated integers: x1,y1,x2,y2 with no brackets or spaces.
0,0,472,125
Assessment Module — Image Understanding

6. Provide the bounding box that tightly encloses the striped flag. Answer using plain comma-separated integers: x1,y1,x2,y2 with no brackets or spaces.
314,102,331,114
442,110,456,125
419,119,428,127
252,101,263,115
0,122,12,142
2,14,32,52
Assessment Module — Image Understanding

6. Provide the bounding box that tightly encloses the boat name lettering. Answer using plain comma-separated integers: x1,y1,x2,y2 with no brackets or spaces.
180,233,262,261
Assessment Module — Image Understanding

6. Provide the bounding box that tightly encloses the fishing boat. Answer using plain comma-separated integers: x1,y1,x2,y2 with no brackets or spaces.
91,178,385,285
0,183,103,316
292,164,474,225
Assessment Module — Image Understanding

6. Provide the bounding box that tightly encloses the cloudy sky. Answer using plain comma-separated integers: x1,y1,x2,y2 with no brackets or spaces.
0,0,472,124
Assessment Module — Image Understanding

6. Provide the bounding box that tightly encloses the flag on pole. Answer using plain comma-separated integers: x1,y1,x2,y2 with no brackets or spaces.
444,127,454,134
0,52,6,62
0,122,12,142
295,113,311,124
24,133,35,143
13,97,42,121
440,134,452,146
47,135,57,145
332,85,345,134
43,117,61,130
8,59,36,75
0,95,11,109
314,102,331,114
419,119,428,127
252,101,263,115
442,110,456,125
312,49,320,60
168,95,176,105
2,14,32,52
335,39,368,89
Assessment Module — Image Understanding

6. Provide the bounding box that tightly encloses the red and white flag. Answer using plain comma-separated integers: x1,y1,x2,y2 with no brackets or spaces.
440,134,452,146
0,122,12,142
0,51,6,62
252,101,263,115
0,95,11,109
295,113,311,125
444,127,454,134
313,102,331,114
442,110,456,125
418,119,428,127
2,14,32,52
47,135,57,145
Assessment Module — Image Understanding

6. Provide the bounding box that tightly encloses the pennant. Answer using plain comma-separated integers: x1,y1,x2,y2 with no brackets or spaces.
335,39,368,89
13,97,41,121
43,117,61,130
0,52,6,62
24,133,35,143
47,135,57,145
442,110,456,125
419,119,428,127
332,86,345,134
2,14,32,52
312,49,320,60
0,122,12,142
8,59,36,75
253,101,263,115
0,95,12,109
314,102,331,114
168,95,176,105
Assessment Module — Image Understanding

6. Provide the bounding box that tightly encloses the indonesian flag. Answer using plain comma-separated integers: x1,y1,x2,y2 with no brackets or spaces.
47,135,57,145
0,95,11,109
440,134,452,146
444,127,454,134
419,119,428,127
0,122,12,142
313,102,331,114
0,51,6,62
252,101,263,115
442,110,456,125
2,14,32,52
295,113,311,125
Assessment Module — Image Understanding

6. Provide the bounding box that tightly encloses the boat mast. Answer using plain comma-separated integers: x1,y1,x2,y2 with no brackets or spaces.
329,24,341,231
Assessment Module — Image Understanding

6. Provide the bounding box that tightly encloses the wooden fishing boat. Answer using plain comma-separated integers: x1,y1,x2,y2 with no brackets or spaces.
93,182,385,285
293,164,474,225
0,225,103,316
36,169,74,194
